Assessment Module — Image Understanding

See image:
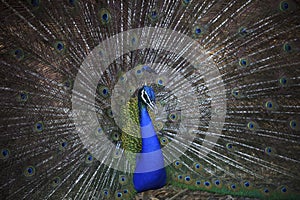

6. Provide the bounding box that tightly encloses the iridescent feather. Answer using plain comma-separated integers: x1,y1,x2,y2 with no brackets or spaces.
0,0,300,200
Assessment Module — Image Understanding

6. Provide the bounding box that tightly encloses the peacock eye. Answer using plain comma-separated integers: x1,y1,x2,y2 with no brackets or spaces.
143,93,147,100
13,48,24,60
244,181,250,187
85,154,94,164
283,43,292,52
264,188,269,193
281,186,287,193
54,41,66,53
265,147,272,155
1,149,10,159
35,121,44,132
204,181,210,187
289,119,297,129
59,140,68,151
51,177,61,187
99,8,111,25
116,192,122,198
24,166,36,177
119,175,128,185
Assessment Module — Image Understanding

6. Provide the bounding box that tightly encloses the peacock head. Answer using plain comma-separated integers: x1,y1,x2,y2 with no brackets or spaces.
138,85,156,110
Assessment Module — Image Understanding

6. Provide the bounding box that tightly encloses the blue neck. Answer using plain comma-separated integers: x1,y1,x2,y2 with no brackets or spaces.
138,104,161,152
138,102,152,127
133,101,167,192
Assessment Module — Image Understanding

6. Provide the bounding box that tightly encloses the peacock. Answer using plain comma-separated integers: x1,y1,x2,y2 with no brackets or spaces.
0,0,300,199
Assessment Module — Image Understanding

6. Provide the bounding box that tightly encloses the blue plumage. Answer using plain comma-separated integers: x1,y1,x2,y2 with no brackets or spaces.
133,86,167,192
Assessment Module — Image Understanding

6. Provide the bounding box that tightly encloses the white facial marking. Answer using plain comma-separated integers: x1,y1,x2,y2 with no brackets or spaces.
141,89,155,110
141,90,147,104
